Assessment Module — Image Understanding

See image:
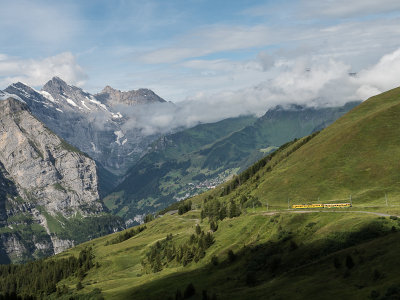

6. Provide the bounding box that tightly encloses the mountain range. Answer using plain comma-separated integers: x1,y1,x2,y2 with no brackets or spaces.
0,77,361,262
1,86,398,299
1,77,167,180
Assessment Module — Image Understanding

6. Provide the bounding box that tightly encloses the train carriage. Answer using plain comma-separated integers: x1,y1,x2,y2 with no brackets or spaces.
292,203,351,209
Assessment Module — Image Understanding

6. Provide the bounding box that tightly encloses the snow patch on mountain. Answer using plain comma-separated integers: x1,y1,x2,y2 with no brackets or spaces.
112,112,123,119
114,130,125,145
0,91,25,103
81,100,91,111
39,91,56,103
65,97,79,108
88,96,108,111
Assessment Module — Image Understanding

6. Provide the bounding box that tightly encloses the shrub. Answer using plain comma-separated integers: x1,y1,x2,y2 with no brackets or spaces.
211,255,218,266
228,250,236,262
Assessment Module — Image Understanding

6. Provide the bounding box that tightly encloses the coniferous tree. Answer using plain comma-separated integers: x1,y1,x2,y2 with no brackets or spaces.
346,255,354,269
184,283,196,298
209,220,218,232
175,289,183,300
228,250,236,262
195,224,201,235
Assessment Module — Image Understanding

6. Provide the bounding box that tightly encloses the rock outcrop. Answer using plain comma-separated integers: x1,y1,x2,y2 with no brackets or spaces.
0,98,121,263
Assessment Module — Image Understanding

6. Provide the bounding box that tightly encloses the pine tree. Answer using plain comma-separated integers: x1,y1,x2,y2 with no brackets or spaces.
195,224,201,235
184,283,196,298
346,255,354,269
175,289,183,300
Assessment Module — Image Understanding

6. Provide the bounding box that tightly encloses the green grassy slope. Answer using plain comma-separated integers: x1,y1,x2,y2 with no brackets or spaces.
247,87,400,207
106,102,358,221
25,210,400,300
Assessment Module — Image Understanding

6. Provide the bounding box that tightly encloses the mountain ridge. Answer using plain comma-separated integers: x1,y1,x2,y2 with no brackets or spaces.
95,85,166,107
2,77,167,176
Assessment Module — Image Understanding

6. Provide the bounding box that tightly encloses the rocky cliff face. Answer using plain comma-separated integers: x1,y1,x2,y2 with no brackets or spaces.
2,78,166,178
0,98,102,216
0,98,122,263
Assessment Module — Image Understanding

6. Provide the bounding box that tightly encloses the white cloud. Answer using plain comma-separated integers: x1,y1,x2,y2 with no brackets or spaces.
116,47,400,136
0,52,87,88
139,25,274,63
356,48,400,99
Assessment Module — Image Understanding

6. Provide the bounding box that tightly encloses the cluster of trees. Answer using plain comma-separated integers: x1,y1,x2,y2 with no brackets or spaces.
144,214,154,223
105,225,146,246
142,226,215,273
57,215,124,244
201,199,241,222
0,247,95,298
178,200,192,215
167,283,218,300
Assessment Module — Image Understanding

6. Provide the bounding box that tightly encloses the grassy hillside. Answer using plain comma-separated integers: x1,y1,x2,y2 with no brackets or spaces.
106,102,358,221
5,209,399,299
238,87,400,208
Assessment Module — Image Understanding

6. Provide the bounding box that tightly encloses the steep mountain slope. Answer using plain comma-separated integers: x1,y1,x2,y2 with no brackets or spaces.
0,98,122,263
107,102,359,222
2,78,167,177
241,86,400,207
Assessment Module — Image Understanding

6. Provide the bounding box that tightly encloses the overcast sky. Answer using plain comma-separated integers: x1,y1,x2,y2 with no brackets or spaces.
0,0,400,112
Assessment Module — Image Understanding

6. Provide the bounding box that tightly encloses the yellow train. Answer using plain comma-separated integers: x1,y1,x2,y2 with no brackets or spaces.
292,203,351,209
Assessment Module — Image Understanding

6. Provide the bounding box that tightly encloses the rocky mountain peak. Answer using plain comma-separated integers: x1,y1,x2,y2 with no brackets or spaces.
102,85,116,94
42,76,70,94
42,76,69,90
95,86,166,106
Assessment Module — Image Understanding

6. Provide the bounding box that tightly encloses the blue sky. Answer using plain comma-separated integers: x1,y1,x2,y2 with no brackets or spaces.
1,0,400,108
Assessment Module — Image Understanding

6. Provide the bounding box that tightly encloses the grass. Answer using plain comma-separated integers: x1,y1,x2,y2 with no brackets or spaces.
53,209,400,299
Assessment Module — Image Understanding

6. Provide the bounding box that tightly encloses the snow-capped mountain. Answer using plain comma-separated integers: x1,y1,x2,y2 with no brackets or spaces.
2,77,167,182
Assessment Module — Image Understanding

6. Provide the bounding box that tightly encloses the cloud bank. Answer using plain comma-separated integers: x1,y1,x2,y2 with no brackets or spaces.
0,52,87,87
112,48,400,136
